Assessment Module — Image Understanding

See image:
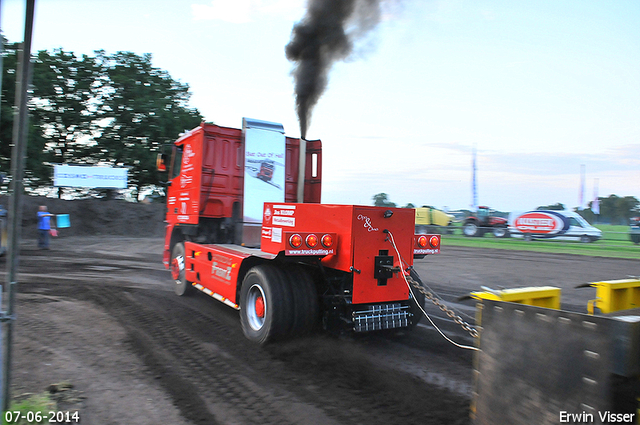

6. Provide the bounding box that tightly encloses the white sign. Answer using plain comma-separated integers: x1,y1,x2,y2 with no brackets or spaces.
54,165,128,189
242,120,286,223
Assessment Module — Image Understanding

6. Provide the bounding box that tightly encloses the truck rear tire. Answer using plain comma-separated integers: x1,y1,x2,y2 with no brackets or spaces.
240,264,292,344
171,242,193,296
283,265,319,337
408,269,426,328
409,289,426,329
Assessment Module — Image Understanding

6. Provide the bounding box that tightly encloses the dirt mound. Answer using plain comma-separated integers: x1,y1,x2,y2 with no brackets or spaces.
15,196,166,238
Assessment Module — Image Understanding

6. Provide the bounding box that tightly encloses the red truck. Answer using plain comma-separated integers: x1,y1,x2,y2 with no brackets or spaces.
159,118,440,344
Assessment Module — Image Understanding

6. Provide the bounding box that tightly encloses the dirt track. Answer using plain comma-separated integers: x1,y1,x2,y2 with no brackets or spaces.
2,235,639,424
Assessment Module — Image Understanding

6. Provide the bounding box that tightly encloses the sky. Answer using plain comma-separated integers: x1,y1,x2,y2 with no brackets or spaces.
1,0,639,212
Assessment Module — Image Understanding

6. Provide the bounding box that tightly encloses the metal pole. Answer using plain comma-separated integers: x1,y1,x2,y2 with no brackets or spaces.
0,0,4,127
0,0,4,411
0,287,3,414
296,138,306,203
2,0,35,412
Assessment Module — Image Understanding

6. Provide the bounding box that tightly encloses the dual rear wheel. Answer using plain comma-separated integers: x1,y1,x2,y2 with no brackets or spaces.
240,264,319,344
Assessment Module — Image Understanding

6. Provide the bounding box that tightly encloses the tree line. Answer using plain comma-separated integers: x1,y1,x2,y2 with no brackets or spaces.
1,41,203,198
374,193,640,225
538,196,640,225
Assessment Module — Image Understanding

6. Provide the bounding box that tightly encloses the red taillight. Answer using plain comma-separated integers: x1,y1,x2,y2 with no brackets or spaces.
289,234,303,248
417,235,428,248
306,234,319,248
285,232,337,256
429,235,440,248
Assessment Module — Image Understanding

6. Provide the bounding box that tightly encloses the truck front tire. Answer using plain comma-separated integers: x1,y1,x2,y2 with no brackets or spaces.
171,242,193,296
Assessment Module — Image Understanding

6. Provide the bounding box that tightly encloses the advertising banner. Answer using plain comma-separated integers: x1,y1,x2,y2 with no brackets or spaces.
242,120,286,223
512,211,568,236
54,165,127,189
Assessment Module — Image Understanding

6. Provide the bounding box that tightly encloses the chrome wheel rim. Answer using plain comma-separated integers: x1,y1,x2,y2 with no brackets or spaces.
246,284,266,331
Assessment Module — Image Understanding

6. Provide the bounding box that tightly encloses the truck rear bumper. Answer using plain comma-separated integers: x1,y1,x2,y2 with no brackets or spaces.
352,302,411,332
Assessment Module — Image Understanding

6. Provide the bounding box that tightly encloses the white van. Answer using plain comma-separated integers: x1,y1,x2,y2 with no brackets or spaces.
508,210,602,243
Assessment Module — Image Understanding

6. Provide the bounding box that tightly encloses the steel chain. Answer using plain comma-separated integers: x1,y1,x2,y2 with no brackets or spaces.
408,275,480,339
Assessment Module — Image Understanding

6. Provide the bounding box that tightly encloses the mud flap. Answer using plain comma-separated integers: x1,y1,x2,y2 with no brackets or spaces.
472,300,640,425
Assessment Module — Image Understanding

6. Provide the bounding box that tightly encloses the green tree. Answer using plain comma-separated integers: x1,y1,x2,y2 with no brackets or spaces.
29,49,105,185
0,41,18,187
1,45,103,189
403,202,415,208
1,42,49,189
1,44,202,198
372,193,396,208
596,195,639,225
578,195,639,224
536,202,565,211
94,51,202,195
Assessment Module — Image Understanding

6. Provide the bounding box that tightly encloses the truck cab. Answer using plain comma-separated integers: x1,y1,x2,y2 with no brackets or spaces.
162,119,322,265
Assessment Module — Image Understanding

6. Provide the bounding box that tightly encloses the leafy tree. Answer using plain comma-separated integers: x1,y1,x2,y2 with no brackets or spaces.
1,41,20,183
1,42,46,190
372,193,396,208
0,45,202,198
94,51,202,195
536,202,565,211
578,195,639,224
29,49,105,185
403,202,415,208
596,195,639,225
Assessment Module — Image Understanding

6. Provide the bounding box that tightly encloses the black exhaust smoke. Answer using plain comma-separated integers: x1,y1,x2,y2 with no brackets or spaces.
285,0,385,139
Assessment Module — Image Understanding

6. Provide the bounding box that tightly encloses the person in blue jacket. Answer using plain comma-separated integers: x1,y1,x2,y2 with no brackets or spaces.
37,205,55,249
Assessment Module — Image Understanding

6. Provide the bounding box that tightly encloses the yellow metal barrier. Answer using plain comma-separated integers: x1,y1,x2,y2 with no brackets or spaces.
470,286,561,310
586,279,640,315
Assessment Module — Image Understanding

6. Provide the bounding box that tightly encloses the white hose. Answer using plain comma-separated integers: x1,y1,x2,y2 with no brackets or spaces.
385,230,480,351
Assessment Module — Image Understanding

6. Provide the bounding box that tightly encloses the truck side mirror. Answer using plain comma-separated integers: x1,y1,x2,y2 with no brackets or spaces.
156,153,167,172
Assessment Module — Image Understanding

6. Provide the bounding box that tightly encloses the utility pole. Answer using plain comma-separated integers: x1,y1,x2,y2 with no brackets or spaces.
593,178,600,224
578,164,586,211
2,0,36,412
471,144,478,211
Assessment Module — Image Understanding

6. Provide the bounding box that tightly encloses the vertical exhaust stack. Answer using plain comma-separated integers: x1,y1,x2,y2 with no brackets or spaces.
286,0,386,162
297,138,307,203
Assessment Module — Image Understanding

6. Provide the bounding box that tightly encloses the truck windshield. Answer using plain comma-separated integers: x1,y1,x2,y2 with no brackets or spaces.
569,217,584,228
171,145,183,180
574,215,590,227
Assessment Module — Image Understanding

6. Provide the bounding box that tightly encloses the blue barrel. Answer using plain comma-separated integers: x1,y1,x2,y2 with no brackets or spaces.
56,214,70,228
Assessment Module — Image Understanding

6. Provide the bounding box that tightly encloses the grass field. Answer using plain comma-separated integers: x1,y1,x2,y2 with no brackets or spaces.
442,224,640,259
2,393,57,425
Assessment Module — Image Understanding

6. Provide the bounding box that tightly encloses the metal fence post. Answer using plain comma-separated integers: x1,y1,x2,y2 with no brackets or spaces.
2,0,36,412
